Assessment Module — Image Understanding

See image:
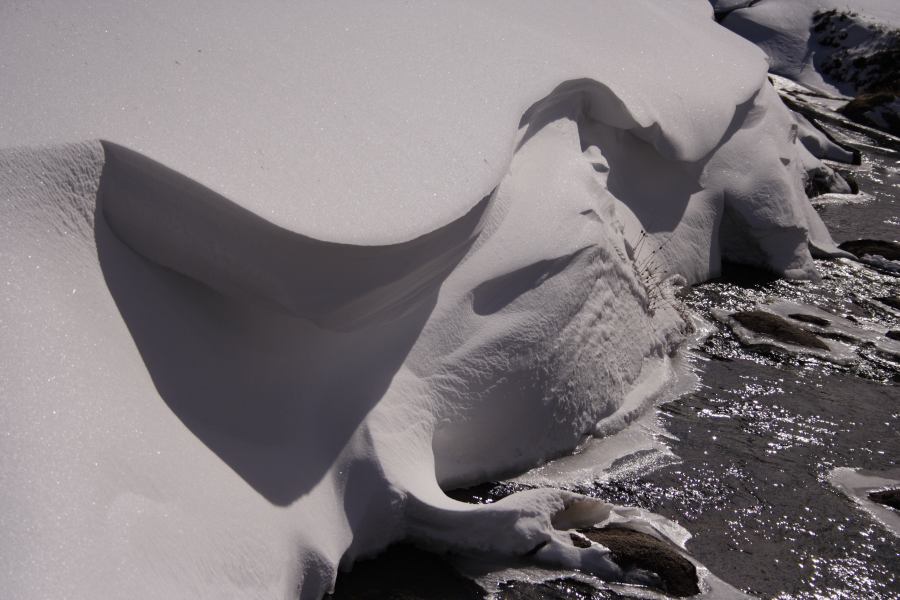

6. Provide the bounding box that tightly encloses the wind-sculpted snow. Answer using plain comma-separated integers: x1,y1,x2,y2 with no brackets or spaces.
0,2,854,599
0,0,764,243
2,81,843,599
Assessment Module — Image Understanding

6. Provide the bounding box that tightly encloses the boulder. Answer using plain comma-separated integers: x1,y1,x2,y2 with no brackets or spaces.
581,527,700,597
869,488,900,510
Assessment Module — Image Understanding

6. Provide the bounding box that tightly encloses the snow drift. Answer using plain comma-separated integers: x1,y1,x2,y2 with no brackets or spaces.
712,0,900,97
0,1,851,598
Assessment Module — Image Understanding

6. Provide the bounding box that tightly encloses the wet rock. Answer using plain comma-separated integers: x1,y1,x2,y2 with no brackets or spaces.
838,239,900,261
876,296,900,311
446,481,526,504
788,313,831,327
582,527,700,598
804,165,852,197
498,578,624,599
833,168,860,194
868,488,900,510
731,310,830,350
327,544,483,600
886,330,900,341
840,93,900,137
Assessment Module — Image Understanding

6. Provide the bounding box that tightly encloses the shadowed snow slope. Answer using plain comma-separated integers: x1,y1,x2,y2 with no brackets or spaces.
0,1,850,599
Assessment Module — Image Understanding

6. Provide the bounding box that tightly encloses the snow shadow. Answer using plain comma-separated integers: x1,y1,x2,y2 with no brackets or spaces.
95,143,487,505
516,78,755,240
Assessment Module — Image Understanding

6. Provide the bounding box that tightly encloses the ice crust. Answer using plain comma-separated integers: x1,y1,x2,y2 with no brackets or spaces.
0,1,852,598
829,467,900,538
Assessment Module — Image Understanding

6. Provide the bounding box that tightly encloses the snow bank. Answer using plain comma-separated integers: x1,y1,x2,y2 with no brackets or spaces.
714,0,900,96
0,1,848,598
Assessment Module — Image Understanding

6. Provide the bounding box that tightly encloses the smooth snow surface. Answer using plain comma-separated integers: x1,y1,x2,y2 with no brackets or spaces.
2,0,759,244
0,1,851,598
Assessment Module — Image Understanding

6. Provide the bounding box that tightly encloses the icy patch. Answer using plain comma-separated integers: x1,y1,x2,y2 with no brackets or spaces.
829,467,900,538
714,308,856,365
714,299,900,367
767,299,900,357
810,191,875,207
858,253,900,275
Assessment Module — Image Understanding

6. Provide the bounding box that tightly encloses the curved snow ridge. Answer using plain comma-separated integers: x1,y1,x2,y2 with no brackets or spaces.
92,72,788,332
516,72,771,165
98,141,492,331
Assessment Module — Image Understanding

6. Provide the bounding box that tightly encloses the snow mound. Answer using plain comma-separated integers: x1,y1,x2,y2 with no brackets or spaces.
715,0,900,96
0,0,761,244
0,1,850,598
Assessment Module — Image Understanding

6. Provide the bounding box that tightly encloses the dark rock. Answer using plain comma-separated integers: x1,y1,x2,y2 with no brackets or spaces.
804,165,856,198
869,488,900,510
838,239,900,261
778,93,881,160
876,296,900,311
327,544,484,600
833,168,860,194
788,313,831,327
731,310,830,350
840,93,900,137
886,330,900,341
445,481,527,504
570,533,592,548
582,527,700,598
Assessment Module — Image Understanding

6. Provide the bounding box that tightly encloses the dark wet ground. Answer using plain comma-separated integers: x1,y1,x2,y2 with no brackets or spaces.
588,357,899,599
815,139,899,245
331,124,899,600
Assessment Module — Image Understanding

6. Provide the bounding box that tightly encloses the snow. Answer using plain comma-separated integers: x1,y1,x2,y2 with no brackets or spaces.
715,0,900,96
0,1,857,598
829,467,900,538
1,0,761,244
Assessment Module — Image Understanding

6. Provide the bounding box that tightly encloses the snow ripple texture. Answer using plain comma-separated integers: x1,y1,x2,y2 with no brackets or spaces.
0,1,850,598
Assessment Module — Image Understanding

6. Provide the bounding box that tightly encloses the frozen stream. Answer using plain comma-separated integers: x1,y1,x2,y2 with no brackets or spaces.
330,120,900,599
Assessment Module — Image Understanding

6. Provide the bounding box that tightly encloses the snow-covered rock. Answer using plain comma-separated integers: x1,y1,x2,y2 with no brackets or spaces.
714,0,900,96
